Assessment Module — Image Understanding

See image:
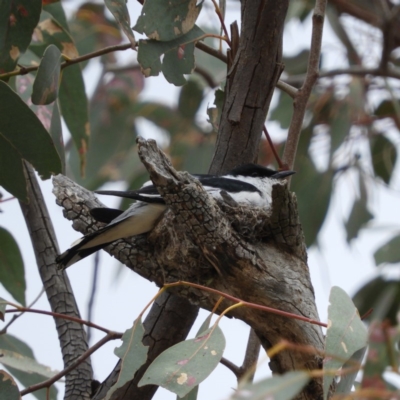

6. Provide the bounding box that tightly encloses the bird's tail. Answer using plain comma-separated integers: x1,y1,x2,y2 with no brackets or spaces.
56,230,114,270
56,203,166,269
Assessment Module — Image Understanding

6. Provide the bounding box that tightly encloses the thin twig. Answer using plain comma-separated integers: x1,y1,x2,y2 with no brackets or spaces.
0,287,45,334
276,79,299,98
286,66,400,86
263,126,284,169
0,43,133,80
282,0,328,172
239,328,261,382
220,357,241,377
164,281,327,328
6,307,116,335
196,41,228,63
210,0,231,47
20,332,121,397
194,65,219,88
87,252,100,344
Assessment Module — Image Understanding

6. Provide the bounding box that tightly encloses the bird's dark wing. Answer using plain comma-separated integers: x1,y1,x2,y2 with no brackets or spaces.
96,175,260,202
90,208,124,224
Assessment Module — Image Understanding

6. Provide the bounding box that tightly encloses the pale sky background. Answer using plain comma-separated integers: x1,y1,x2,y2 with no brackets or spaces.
1,2,400,399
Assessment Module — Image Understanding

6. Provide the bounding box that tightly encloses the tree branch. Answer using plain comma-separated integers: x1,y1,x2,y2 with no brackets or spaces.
53,138,325,399
209,0,289,174
20,162,92,400
21,332,120,398
282,0,328,172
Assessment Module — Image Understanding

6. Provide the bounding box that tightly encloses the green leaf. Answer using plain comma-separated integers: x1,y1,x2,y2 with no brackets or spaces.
329,100,352,156
0,228,26,306
0,81,62,199
0,297,6,321
0,334,58,400
323,286,368,400
335,346,367,395
374,234,400,266
134,0,203,41
31,10,89,173
49,101,65,174
0,350,58,379
345,198,373,243
59,64,90,175
138,325,225,398
178,314,213,400
105,318,148,400
32,44,61,105
283,50,310,75
269,91,293,130
0,370,20,400
137,25,205,86
104,0,135,47
231,371,310,400
69,3,122,67
69,69,143,189
353,277,400,324
361,321,397,391
370,134,397,184
291,153,333,247
0,133,26,201
0,0,42,73
43,1,70,32
132,101,203,139
178,78,204,120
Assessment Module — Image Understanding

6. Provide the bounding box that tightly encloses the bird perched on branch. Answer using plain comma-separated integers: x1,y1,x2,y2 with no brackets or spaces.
56,164,295,269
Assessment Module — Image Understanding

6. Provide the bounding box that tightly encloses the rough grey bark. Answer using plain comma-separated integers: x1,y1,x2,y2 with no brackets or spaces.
53,139,324,399
20,162,92,400
209,0,289,174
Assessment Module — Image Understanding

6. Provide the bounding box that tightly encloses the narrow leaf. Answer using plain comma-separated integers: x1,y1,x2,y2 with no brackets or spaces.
104,318,148,400
0,82,62,192
0,0,42,73
178,78,204,120
0,349,58,378
0,297,6,321
323,286,368,399
104,0,135,47
0,370,20,400
32,44,61,105
291,151,333,247
353,278,400,325
49,101,65,174
134,0,203,41
374,235,400,266
0,228,26,306
335,346,367,394
0,334,58,400
345,198,373,243
361,321,398,390
0,133,26,201
59,65,90,175
232,371,310,400
137,25,205,86
370,134,397,184
138,325,225,398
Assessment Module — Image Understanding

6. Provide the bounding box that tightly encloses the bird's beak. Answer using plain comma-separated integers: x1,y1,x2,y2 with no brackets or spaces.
274,170,296,179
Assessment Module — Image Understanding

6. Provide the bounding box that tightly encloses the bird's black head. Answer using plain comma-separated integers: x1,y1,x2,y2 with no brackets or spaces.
228,163,295,179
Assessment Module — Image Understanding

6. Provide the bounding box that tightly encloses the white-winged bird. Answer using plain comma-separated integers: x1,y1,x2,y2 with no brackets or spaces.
56,164,295,269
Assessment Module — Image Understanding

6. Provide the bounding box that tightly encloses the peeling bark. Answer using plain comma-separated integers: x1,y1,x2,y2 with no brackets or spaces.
53,139,324,399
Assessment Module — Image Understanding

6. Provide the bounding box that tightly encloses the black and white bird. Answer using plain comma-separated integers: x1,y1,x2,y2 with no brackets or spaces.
56,164,295,269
